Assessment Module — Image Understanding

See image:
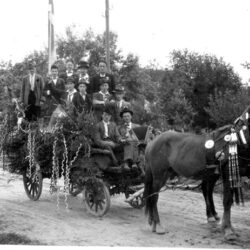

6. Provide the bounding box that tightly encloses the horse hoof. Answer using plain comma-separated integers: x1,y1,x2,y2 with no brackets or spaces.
214,214,220,221
207,217,217,223
155,224,166,234
151,223,156,233
224,229,237,241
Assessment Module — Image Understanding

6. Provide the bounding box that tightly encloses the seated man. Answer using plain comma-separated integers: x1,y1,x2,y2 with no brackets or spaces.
118,107,140,170
93,106,121,165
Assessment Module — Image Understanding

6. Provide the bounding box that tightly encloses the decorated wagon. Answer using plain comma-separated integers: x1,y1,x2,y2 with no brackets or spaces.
1,100,153,216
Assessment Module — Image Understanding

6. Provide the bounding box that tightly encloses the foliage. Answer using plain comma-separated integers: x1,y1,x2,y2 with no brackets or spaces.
159,49,242,128
205,88,250,127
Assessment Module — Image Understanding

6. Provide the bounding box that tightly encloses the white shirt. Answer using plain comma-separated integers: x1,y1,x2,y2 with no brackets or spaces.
66,71,73,77
117,100,123,109
67,89,77,102
100,73,106,77
103,121,110,138
80,92,86,101
52,77,58,85
99,91,110,101
126,122,132,130
29,73,35,91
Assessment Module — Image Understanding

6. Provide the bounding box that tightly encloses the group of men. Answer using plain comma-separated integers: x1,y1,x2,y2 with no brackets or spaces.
19,59,140,170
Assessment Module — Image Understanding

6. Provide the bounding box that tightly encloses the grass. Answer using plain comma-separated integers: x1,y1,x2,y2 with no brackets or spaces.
0,233,43,245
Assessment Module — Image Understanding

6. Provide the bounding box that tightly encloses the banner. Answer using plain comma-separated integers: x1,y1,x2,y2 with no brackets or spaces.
48,0,56,72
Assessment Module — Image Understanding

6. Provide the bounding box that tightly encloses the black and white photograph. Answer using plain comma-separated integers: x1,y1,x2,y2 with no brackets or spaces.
0,0,250,248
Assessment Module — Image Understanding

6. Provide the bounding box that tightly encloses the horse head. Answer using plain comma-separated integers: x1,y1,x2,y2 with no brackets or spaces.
233,104,250,147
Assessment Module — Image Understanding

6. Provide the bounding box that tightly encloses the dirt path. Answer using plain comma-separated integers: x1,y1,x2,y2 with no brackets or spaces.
0,168,249,248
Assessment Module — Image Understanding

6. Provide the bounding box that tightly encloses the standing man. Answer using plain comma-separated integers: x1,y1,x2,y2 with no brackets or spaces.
59,59,78,88
77,61,90,92
110,84,131,124
92,81,112,121
20,61,44,121
43,64,65,116
72,79,92,115
118,107,140,170
90,60,115,94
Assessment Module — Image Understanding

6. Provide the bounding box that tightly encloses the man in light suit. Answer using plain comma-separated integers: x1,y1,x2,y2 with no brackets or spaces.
118,107,140,170
20,62,44,121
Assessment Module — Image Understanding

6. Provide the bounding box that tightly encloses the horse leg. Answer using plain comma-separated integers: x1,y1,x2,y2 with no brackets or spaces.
151,180,166,234
208,174,220,221
221,179,236,240
201,179,215,222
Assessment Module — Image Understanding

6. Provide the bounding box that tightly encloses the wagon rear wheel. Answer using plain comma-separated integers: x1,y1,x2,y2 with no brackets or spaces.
84,179,110,217
23,168,43,201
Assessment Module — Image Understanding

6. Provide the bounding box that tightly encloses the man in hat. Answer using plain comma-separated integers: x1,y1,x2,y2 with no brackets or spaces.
20,61,44,121
59,59,78,87
118,107,140,170
92,81,112,121
94,105,121,165
77,60,90,92
43,64,65,116
90,60,115,94
110,84,131,124
72,79,92,115
64,77,78,105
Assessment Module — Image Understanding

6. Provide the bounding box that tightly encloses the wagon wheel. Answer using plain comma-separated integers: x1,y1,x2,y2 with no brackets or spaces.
84,179,110,217
125,188,145,209
23,168,43,201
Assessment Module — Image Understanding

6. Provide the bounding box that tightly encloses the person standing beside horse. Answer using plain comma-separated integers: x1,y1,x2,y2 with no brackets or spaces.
118,107,140,171
20,61,44,122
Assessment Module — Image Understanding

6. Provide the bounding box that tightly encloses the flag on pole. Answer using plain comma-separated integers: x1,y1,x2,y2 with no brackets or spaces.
48,0,56,72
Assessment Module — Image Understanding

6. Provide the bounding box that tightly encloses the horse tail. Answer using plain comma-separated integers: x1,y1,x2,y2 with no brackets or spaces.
143,157,153,217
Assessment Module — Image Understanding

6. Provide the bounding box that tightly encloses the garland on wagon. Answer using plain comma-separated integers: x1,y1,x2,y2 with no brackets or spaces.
1,102,96,177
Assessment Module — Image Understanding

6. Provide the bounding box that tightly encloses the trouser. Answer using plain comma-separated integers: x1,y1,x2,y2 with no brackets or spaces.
25,91,40,122
123,141,138,163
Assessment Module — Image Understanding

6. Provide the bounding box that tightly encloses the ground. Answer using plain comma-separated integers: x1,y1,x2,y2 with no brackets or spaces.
0,168,249,248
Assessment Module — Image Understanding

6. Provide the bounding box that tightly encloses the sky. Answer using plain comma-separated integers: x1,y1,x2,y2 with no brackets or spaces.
1,0,250,83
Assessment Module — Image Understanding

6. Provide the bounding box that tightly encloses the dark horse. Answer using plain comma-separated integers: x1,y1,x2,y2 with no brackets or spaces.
143,107,250,239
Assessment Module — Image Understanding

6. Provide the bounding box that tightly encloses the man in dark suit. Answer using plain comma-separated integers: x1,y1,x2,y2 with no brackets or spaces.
92,81,112,121
43,64,65,116
118,107,140,170
20,62,44,121
90,60,115,94
110,84,131,124
76,61,90,92
94,106,121,165
72,79,92,115
59,59,78,88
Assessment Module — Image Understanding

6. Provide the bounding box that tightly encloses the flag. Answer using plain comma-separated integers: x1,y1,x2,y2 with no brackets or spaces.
48,0,56,72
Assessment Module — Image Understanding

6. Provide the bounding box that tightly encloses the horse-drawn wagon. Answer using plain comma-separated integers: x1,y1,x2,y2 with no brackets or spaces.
1,101,152,216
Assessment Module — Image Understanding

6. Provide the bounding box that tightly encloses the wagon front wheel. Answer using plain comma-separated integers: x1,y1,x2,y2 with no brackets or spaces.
23,168,43,201
84,179,110,217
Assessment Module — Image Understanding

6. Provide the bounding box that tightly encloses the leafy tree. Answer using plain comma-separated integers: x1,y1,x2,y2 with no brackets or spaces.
205,88,250,127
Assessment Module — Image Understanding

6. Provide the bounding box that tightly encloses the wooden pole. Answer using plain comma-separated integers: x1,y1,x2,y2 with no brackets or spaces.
105,0,111,72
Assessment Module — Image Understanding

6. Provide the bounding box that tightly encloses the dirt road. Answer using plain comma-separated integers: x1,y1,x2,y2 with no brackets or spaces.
0,168,249,248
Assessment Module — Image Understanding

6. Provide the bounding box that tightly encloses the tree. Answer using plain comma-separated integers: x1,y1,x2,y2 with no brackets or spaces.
159,49,242,128
205,88,250,127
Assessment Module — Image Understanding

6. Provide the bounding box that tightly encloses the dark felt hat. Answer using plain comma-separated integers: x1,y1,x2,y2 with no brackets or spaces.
103,104,113,115
120,107,133,117
77,61,89,69
113,85,125,94
66,76,75,84
27,61,36,69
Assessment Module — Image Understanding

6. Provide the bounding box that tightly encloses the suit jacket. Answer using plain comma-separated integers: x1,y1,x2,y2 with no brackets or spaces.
90,73,115,94
92,91,112,121
110,99,131,124
118,122,140,140
20,74,44,107
72,92,92,113
43,77,65,104
94,121,120,147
